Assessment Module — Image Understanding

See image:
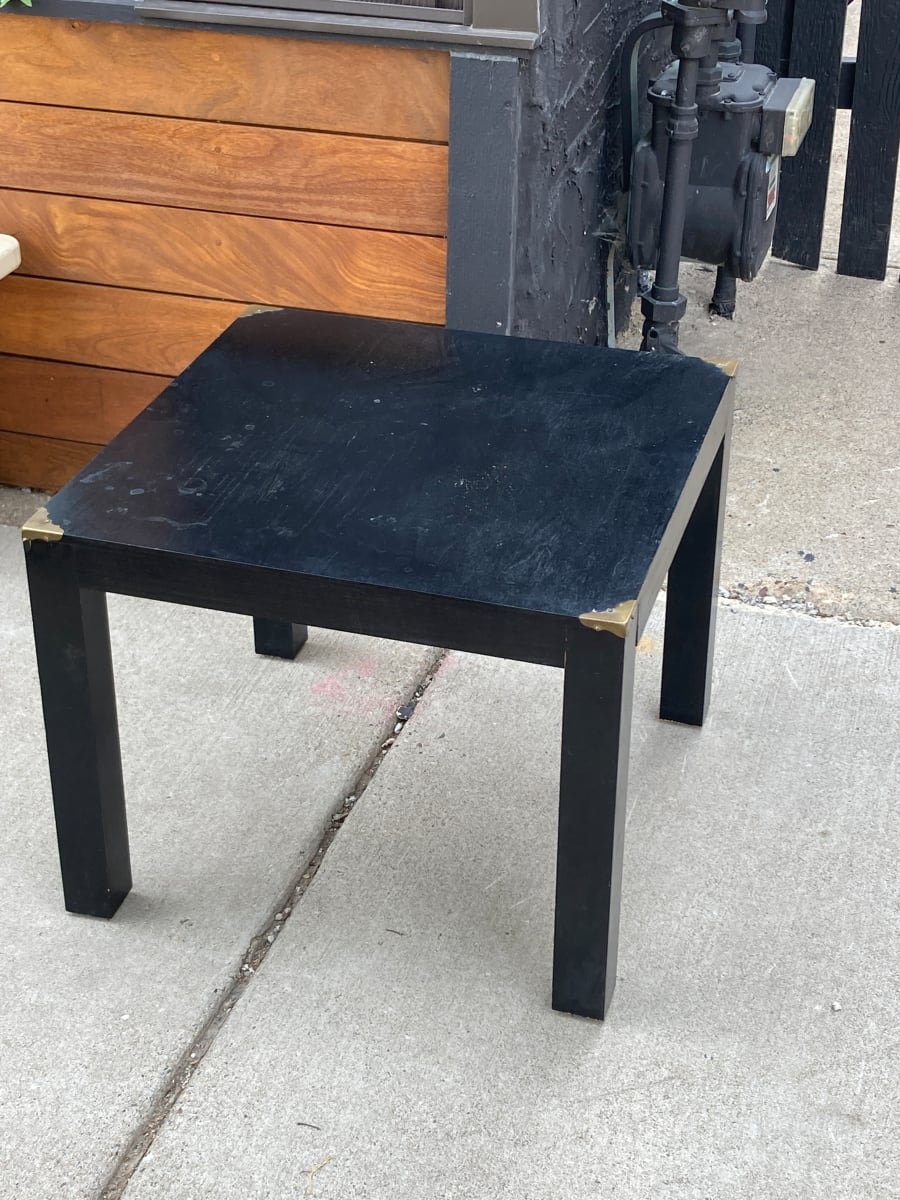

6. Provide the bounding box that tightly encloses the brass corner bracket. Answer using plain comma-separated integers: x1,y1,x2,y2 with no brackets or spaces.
704,357,740,379
579,599,637,639
21,506,64,543
241,304,284,319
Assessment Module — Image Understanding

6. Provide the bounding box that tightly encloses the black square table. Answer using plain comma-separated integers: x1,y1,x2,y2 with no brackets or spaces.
22,310,733,1020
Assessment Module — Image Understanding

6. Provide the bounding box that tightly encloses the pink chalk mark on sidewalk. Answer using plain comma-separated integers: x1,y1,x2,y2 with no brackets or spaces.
311,675,347,701
310,658,401,721
355,655,379,679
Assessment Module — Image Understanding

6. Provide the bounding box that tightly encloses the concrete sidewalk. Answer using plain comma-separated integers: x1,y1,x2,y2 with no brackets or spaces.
103,603,900,1200
2,511,897,1196
0,525,437,1197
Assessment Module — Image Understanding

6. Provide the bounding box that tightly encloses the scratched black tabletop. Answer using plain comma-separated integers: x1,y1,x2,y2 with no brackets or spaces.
46,310,730,618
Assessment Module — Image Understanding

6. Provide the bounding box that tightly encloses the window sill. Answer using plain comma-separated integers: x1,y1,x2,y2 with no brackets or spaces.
136,1,539,46
2,0,540,50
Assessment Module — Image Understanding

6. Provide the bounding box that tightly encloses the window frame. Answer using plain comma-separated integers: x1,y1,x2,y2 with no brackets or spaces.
210,1,468,24
131,0,541,48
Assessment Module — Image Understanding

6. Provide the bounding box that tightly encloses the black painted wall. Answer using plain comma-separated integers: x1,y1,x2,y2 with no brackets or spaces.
510,0,663,344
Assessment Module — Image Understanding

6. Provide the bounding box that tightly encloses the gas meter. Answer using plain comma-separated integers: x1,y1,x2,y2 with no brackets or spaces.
622,1,816,352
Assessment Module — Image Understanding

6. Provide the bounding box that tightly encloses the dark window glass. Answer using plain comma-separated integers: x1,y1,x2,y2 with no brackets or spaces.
205,0,467,18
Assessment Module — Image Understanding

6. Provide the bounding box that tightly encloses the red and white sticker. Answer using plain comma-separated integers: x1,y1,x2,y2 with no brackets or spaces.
766,155,781,220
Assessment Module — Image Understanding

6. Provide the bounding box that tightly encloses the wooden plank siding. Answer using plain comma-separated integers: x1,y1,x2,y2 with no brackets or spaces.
0,15,450,490
0,191,447,322
0,357,167,444
0,16,451,141
0,431,101,492
0,104,448,235
0,277,247,376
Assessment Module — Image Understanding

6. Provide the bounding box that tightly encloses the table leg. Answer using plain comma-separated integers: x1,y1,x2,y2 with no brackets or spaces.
24,539,131,917
660,437,728,727
553,618,636,1019
253,619,308,660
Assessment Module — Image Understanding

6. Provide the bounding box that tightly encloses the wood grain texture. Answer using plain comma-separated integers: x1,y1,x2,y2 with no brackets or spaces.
0,190,446,324
0,429,100,491
0,277,243,375
0,356,166,443
0,102,448,236
0,15,450,142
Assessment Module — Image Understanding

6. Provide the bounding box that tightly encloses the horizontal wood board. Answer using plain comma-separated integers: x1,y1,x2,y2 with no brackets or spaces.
0,277,244,376
0,190,446,323
1,103,449,235
0,15,450,141
0,430,101,492
0,356,168,443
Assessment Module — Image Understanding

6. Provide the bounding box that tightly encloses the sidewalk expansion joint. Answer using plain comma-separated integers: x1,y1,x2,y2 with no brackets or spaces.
95,646,447,1200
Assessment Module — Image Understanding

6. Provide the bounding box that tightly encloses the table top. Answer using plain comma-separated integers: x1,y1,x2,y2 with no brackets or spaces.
44,310,731,619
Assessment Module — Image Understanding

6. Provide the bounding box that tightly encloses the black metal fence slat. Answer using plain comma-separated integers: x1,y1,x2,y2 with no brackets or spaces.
837,0,900,280
772,0,847,269
756,0,796,77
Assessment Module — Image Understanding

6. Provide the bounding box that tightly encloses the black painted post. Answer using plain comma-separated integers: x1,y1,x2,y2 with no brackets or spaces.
771,0,847,269
446,54,521,335
553,616,636,1020
24,539,131,917
837,0,900,280
660,436,729,727
253,618,308,659
755,0,796,76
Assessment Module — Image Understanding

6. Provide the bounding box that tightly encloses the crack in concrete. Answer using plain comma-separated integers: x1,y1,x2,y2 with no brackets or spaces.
718,581,900,628
95,647,446,1200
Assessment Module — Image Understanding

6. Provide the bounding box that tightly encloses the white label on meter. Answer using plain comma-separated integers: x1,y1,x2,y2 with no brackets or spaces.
766,155,781,220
